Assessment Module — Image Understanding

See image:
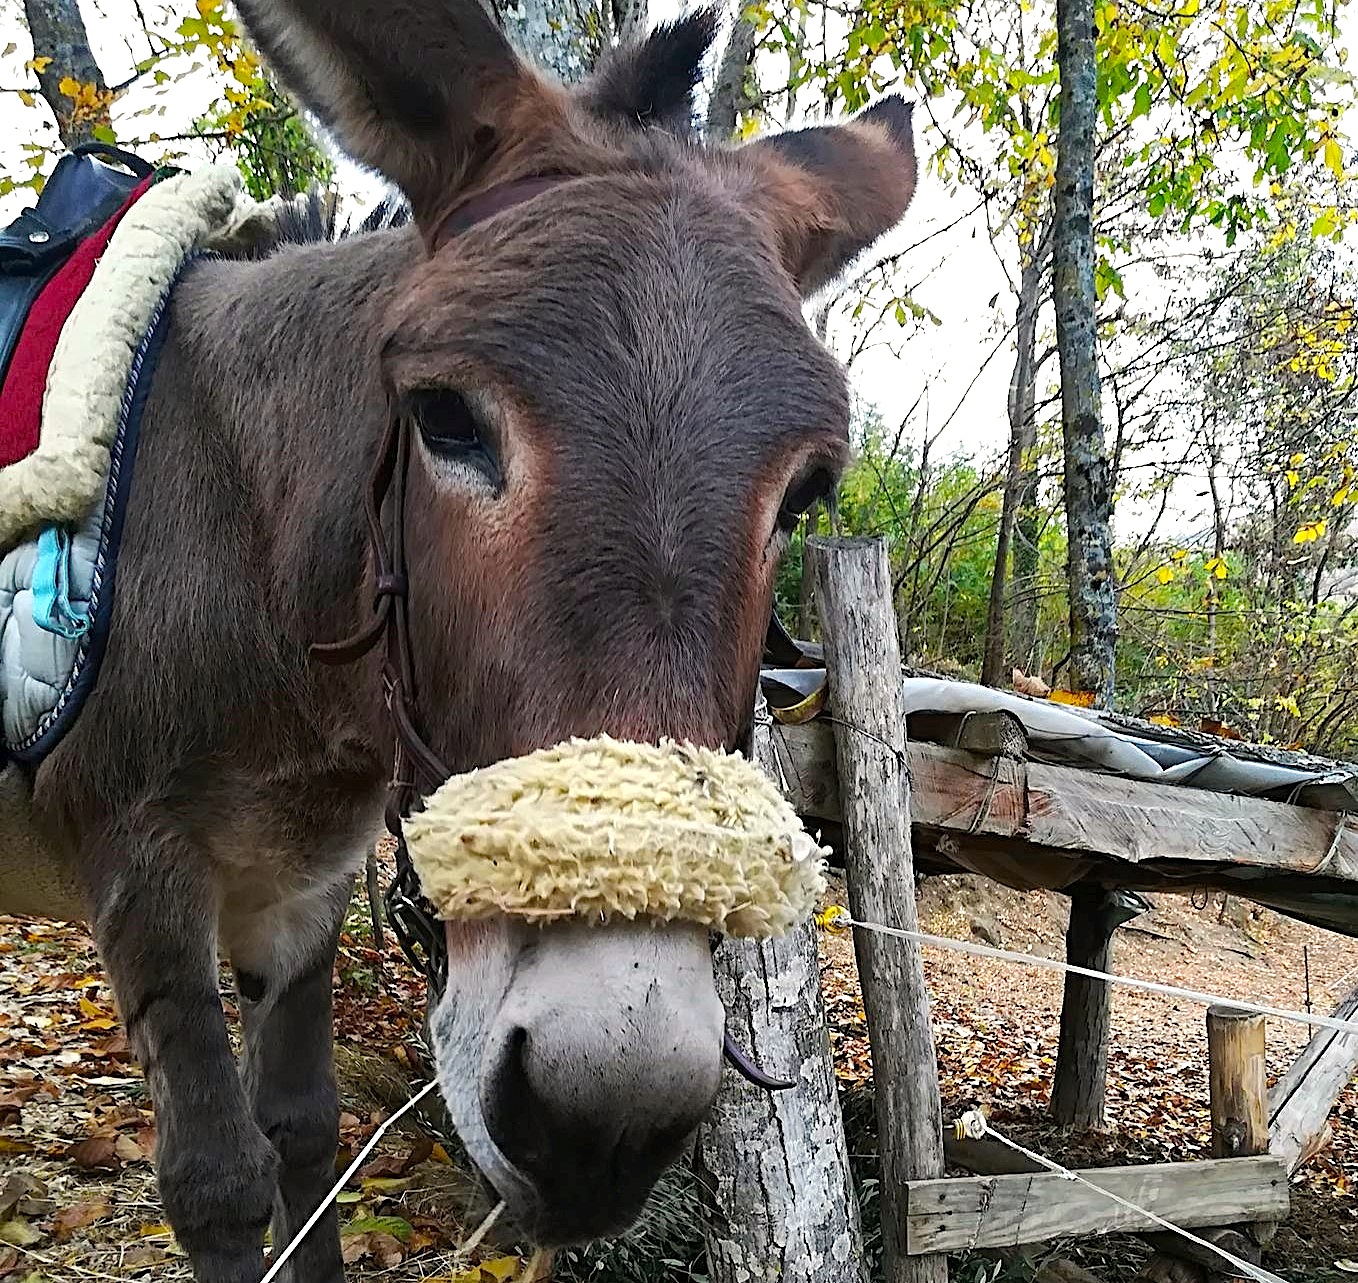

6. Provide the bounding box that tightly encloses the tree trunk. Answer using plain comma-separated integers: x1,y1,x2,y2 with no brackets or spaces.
497,0,613,82
23,0,112,149
1010,472,1042,673
1050,887,1118,1129
1053,0,1115,707
696,695,866,1283
705,11,757,140
982,240,1045,687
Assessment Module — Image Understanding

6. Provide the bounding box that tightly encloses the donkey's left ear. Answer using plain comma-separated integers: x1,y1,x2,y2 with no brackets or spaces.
744,96,918,296
580,9,718,134
233,0,542,227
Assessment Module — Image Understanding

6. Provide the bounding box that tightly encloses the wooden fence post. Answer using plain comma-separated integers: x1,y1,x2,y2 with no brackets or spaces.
1207,1006,1269,1159
810,535,948,1283
1145,1005,1274,1280
696,690,867,1283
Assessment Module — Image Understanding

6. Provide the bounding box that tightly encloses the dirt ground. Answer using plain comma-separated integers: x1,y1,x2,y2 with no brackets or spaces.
0,870,1353,1281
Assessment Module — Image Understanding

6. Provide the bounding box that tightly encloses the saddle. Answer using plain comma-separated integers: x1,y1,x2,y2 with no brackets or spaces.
0,143,152,444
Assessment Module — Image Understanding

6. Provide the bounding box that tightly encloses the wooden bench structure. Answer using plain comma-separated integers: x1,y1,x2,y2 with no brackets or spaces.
698,535,1358,1283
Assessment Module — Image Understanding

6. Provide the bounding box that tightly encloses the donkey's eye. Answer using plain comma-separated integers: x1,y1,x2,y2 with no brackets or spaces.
408,388,500,485
777,465,835,533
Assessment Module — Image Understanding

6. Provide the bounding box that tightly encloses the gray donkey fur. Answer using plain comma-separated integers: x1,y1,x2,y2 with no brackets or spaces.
5,2,918,1278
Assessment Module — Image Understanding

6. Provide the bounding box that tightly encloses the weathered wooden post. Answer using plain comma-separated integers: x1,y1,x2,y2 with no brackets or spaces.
696,690,867,1283
1207,1006,1269,1160
1144,1004,1273,1279
810,535,948,1283
1051,888,1145,1128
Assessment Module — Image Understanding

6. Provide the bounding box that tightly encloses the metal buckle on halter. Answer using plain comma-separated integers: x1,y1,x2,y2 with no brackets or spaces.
384,852,448,991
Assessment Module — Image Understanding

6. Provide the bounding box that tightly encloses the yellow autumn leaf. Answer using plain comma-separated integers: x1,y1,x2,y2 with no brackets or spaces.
1049,689,1095,708
57,75,81,97
1149,713,1180,727
1286,469,1299,488
1325,137,1345,177
1204,556,1227,580
1333,486,1349,506
1155,565,1174,585
25,56,53,72
17,89,34,108
1290,452,1305,466
1293,520,1327,544
480,1258,524,1281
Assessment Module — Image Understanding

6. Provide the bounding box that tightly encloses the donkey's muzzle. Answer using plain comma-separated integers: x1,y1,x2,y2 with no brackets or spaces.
476,919,723,1243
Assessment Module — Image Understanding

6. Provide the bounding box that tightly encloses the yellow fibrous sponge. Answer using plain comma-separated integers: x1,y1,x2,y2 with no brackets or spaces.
404,736,828,938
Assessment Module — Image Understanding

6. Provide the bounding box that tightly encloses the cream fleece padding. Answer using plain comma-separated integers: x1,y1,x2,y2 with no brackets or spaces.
0,164,250,549
405,737,828,938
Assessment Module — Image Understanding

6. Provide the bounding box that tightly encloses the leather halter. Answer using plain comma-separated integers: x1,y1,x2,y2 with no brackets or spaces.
313,174,797,1090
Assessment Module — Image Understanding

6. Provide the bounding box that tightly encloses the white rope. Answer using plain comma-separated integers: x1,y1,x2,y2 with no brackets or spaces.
952,1111,1288,1283
826,912,1358,1036
259,1079,439,1283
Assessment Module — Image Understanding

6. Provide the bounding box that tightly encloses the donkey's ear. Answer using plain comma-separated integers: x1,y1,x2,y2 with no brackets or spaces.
745,96,917,296
233,0,537,220
580,10,718,134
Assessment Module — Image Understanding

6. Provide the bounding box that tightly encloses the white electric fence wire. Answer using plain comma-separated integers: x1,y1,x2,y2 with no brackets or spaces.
952,1111,1288,1283
828,913,1358,1035
259,1078,440,1283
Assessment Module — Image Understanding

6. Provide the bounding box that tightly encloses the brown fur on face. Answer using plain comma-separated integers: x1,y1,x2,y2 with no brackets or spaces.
385,170,853,766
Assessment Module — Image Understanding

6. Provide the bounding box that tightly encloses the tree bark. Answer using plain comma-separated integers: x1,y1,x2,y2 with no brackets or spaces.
495,0,607,82
696,693,866,1283
1053,0,1115,706
810,536,947,1283
1050,887,1119,1129
982,239,1045,687
23,0,112,149
705,10,757,140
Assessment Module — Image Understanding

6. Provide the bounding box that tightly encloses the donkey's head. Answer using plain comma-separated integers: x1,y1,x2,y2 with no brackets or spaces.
236,0,916,1246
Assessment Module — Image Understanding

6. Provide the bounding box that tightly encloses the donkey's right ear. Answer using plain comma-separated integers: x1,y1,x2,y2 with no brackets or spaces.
234,0,539,223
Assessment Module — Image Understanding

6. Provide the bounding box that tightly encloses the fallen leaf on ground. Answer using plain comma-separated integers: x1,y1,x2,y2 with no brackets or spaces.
67,1136,118,1171
51,1199,113,1241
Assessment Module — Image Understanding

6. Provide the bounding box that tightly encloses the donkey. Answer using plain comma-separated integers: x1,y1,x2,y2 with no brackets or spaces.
15,2,917,1278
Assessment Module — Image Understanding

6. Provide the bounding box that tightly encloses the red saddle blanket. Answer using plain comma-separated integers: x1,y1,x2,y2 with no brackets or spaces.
0,176,153,470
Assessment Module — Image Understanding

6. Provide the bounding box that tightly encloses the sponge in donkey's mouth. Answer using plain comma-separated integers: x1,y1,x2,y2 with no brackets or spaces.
403,735,827,938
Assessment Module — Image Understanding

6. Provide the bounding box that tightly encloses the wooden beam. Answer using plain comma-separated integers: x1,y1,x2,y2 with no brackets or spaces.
904,1155,1289,1254
1269,984,1358,1174
810,537,946,1283
774,723,1358,884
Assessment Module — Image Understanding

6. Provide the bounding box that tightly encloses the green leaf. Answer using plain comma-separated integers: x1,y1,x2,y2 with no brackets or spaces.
342,1215,413,1242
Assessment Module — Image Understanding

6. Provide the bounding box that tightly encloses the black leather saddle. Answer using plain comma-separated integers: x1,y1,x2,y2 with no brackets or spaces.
0,143,153,392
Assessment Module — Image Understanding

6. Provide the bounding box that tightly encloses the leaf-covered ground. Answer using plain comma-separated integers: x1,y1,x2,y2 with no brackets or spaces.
0,867,1353,1281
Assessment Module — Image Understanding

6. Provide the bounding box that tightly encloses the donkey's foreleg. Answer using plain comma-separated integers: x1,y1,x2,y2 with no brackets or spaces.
90,836,277,1283
234,877,351,1283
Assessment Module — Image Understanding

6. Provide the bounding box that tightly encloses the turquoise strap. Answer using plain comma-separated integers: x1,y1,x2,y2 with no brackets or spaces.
32,526,90,640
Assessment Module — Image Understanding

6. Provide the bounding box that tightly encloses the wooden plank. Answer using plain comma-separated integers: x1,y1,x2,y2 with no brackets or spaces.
774,722,1358,884
810,537,946,1283
904,1155,1290,1254
1269,984,1358,1174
